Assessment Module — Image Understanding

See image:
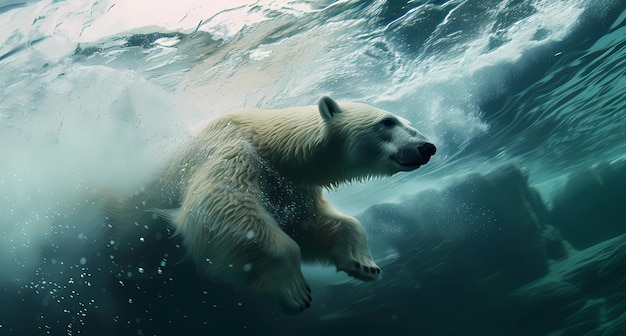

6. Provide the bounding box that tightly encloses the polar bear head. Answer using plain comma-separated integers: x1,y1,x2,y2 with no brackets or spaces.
318,96,436,181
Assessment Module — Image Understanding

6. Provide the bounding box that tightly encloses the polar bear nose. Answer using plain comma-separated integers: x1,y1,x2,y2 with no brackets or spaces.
393,142,436,168
418,142,436,158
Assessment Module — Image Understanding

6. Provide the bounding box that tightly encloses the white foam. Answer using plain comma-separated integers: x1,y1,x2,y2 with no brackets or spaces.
0,0,587,277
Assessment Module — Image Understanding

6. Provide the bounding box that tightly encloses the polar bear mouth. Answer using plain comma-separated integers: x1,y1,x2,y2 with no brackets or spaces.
392,155,427,168
392,143,436,169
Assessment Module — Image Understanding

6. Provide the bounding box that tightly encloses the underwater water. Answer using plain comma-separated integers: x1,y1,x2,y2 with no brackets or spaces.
1,0,626,335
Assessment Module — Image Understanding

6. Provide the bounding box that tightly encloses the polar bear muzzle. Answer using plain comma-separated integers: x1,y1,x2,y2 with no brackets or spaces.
392,141,436,169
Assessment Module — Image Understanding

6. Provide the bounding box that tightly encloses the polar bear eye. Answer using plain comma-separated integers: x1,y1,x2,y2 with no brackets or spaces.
380,117,397,127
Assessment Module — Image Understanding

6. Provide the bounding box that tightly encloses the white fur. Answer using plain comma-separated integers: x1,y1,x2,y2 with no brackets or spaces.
107,96,434,313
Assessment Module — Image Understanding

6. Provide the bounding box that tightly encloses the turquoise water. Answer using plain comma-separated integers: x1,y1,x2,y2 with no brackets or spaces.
1,0,625,335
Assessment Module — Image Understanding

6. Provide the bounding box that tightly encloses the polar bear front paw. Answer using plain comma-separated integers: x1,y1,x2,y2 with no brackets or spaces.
330,219,382,281
257,267,312,314
274,275,312,314
338,257,382,281
349,260,381,280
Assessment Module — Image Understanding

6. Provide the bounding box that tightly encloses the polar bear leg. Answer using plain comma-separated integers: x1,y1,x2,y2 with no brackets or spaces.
309,204,381,281
329,215,382,281
177,191,312,313
246,228,313,314
172,156,312,313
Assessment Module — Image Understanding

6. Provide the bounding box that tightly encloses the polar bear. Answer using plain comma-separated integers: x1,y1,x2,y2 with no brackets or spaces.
105,96,435,313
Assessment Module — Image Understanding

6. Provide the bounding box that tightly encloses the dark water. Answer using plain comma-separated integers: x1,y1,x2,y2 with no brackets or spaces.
1,0,625,335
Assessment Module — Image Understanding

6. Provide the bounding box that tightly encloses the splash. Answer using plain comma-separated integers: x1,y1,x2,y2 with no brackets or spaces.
0,0,591,278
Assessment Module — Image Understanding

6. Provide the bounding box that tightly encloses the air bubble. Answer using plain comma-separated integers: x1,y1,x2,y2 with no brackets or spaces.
242,263,252,272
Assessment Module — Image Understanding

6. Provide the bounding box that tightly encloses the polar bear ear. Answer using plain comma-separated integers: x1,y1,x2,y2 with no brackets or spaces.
318,96,341,122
